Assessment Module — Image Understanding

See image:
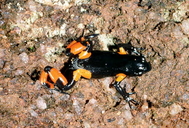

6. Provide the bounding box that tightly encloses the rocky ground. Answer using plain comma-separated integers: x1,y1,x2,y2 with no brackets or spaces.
0,0,189,127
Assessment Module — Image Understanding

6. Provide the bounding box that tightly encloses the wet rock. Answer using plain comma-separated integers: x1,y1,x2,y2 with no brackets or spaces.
1,0,188,127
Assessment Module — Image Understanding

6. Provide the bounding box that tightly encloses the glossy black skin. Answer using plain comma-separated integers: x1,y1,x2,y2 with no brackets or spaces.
67,51,151,78
60,47,151,107
58,41,151,107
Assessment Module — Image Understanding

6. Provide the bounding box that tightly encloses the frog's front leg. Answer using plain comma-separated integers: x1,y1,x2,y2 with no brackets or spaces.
112,73,139,108
65,34,99,59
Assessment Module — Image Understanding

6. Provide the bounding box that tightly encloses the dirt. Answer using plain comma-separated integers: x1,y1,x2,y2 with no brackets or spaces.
0,0,189,127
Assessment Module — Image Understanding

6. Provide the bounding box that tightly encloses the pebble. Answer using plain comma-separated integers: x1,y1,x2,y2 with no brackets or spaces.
40,44,47,54
169,103,183,116
117,118,124,125
141,101,149,111
73,99,82,115
60,23,67,36
122,110,133,121
77,23,85,29
0,59,5,69
64,113,74,119
60,94,70,101
0,20,5,26
36,97,47,110
83,121,91,128
15,69,24,75
181,93,189,101
0,48,5,58
19,52,29,64
172,26,183,38
181,19,189,35
141,95,149,110
98,34,114,50
89,98,97,105
75,0,89,5
28,0,37,12
10,78,18,84
12,26,22,35
29,109,38,117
